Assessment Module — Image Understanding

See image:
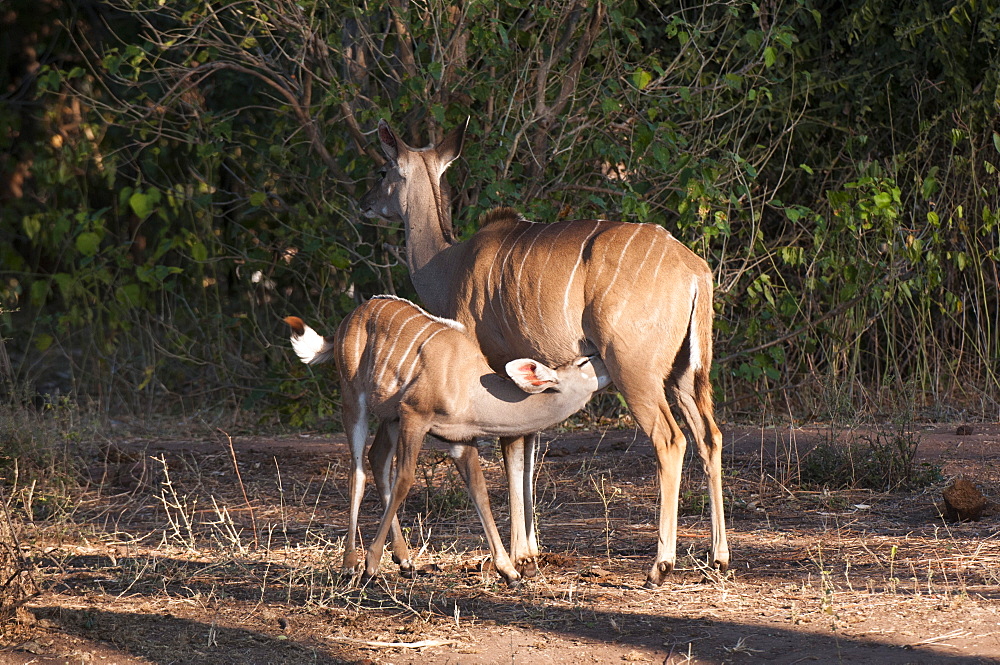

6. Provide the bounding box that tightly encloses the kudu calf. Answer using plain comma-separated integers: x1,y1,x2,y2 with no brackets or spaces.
286,295,608,583
359,120,730,587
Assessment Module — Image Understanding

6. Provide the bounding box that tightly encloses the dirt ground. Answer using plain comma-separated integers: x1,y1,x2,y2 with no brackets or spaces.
2,421,999,664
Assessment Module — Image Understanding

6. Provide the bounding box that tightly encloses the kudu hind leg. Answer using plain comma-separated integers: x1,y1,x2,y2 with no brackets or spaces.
341,393,368,577
364,418,427,580
672,370,729,571
618,376,687,588
367,422,413,574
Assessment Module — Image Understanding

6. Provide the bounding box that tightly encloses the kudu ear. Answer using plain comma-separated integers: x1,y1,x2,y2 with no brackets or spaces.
506,358,560,394
377,119,400,164
434,117,468,177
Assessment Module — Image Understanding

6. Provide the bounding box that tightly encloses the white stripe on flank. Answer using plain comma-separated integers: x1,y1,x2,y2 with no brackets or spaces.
370,301,407,379
498,224,535,340
400,325,448,387
633,240,669,332
688,278,702,371
595,224,644,316
607,229,659,329
486,225,523,323
535,222,573,325
562,221,603,333
359,297,394,368
513,224,548,326
375,311,423,387
390,320,435,388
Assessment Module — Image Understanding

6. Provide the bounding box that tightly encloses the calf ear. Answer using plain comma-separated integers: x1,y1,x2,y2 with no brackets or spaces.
506,358,560,394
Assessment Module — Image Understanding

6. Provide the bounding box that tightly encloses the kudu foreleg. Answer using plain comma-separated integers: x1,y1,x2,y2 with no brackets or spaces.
501,434,540,577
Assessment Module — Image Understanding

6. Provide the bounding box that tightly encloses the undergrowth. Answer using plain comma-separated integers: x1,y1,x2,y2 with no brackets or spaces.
798,425,943,491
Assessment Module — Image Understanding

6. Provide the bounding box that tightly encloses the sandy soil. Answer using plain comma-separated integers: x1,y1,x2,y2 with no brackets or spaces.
2,421,999,664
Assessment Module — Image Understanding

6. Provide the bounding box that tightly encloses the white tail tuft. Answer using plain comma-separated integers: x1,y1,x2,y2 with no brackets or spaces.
688,278,703,371
289,321,334,365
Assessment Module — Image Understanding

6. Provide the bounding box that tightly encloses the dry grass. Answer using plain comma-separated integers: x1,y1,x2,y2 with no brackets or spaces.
0,422,997,663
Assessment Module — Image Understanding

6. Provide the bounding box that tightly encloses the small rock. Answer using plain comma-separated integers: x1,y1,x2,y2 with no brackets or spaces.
580,565,613,579
539,552,574,568
955,424,975,436
17,640,49,656
941,477,988,521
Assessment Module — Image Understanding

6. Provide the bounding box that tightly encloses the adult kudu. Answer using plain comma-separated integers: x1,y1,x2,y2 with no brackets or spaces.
359,119,729,587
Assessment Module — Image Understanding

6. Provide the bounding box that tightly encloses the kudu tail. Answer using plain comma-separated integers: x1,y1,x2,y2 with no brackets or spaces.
284,316,336,365
687,275,716,410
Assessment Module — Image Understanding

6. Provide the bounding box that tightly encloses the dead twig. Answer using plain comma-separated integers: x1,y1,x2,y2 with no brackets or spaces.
219,429,259,550
326,636,458,649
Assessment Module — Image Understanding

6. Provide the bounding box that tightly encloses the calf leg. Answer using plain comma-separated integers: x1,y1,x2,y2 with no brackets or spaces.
450,442,521,585
364,415,428,580
367,421,412,573
341,391,368,576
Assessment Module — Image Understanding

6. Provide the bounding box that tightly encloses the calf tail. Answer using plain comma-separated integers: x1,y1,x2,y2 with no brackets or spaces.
284,316,335,365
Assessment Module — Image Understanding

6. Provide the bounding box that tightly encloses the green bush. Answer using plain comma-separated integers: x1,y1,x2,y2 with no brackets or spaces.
1,0,997,423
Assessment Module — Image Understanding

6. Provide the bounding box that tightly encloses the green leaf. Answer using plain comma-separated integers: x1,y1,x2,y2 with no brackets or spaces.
921,176,938,201
601,97,621,113
35,333,54,352
249,192,267,207
993,131,1000,155
632,69,653,90
29,280,49,306
873,192,893,209
23,216,41,241
116,283,143,307
190,241,208,262
76,231,102,256
129,191,154,219
763,47,776,68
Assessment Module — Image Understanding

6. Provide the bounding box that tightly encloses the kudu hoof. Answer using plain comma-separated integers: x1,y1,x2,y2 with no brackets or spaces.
645,560,674,588
515,557,538,579
505,574,523,589
337,567,360,584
